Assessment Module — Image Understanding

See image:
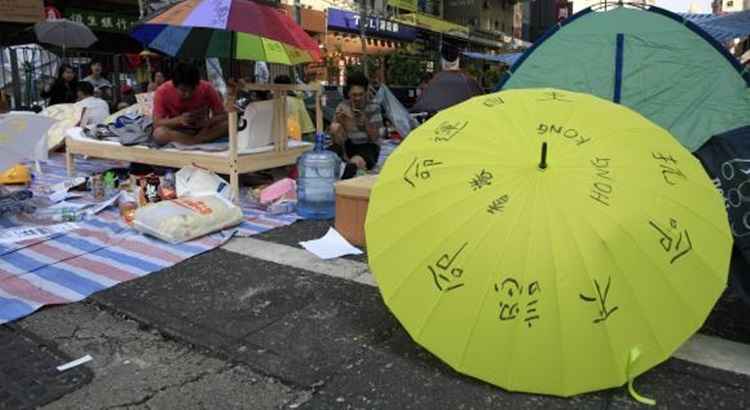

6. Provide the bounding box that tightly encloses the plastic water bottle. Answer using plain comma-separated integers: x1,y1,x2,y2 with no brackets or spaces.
32,207,87,222
296,133,341,219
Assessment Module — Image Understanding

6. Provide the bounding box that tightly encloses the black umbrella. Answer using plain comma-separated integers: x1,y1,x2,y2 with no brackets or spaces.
696,125,750,303
34,19,98,57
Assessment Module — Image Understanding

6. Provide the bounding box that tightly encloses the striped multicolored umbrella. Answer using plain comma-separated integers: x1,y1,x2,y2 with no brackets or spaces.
130,0,320,65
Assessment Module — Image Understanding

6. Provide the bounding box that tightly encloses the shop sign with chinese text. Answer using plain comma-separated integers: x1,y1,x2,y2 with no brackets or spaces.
327,8,417,41
64,9,138,33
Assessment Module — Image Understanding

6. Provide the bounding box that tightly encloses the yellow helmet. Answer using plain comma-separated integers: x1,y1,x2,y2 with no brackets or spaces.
0,164,31,185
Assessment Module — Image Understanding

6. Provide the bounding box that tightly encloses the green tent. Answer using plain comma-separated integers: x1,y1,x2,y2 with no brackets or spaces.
497,5,750,152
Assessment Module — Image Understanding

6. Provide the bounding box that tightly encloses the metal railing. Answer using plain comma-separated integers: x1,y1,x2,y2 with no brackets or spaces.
0,46,183,111
1,45,299,111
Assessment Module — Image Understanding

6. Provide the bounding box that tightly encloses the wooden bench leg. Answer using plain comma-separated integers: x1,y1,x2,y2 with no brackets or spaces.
230,166,240,205
66,150,75,177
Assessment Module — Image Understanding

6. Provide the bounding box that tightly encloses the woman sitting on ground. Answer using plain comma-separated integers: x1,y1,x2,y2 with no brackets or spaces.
328,72,384,179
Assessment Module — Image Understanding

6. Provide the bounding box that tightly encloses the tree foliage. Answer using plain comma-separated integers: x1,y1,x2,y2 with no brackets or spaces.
385,50,427,87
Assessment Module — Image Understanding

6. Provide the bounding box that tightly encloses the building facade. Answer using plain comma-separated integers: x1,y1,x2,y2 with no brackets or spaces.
443,0,519,38
713,0,745,12
526,0,557,41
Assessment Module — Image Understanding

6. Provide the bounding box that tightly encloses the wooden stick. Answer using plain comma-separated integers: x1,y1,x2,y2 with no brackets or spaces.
279,94,288,152
228,111,240,204
65,143,75,176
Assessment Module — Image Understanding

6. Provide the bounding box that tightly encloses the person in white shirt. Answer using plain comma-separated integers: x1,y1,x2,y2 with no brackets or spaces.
75,82,110,129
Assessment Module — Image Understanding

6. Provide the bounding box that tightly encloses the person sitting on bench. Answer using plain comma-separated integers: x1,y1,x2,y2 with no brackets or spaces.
152,63,228,145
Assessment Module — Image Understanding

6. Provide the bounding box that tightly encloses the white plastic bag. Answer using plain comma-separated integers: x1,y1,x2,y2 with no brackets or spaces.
176,167,232,200
133,195,243,244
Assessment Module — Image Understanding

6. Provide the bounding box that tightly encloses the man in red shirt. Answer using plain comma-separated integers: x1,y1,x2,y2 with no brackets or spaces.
152,64,227,145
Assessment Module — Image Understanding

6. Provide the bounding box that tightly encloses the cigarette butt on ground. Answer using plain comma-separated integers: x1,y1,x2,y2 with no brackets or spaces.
57,354,93,372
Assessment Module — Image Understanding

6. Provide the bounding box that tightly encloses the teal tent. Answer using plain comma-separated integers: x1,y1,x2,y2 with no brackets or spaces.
496,5,750,152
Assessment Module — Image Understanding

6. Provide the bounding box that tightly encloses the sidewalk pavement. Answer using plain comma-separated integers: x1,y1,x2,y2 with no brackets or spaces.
7,220,750,409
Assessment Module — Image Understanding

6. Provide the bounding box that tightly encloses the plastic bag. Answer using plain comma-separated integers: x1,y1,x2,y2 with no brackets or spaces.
133,195,243,244
176,167,232,200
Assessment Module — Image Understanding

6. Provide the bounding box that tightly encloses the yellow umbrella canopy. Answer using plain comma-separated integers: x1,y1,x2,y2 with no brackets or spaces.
365,88,732,401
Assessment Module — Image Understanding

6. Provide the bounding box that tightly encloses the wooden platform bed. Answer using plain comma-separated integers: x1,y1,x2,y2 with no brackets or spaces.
65,83,323,202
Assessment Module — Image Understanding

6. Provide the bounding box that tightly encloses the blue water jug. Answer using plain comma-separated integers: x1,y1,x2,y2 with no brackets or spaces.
296,133,341,219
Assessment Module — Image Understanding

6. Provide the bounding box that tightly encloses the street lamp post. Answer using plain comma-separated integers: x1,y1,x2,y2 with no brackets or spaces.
294,0,302,24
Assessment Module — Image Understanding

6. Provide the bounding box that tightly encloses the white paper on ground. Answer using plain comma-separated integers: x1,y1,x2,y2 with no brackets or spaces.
50,177,87,194
48,192,84,203
57,354,93,372
299,228,363,260
85,192,121,216
48,190,69,203
0,222,80,245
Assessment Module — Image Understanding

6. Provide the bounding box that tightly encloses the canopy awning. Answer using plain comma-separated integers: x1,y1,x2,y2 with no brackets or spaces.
681,10,750,43
462,51,521,65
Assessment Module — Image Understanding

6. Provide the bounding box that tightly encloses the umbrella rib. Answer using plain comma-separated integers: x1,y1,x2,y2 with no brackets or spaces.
492,91,540,164
542,179,569,395
504,88,582,165
569,160,713,326
590,166,729,285
470,107,523,159
368,169,527,264
396,143,529,169
578,200,693,357
553,194,624,393
372,175,504,303
453,173,534,372
410,173,531,345
502,170,546,391
407,113,518,161
550,164,731,262
603,201,716,321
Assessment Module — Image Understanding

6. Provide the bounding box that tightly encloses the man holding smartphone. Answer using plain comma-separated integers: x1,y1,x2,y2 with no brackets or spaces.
329,72,384,179
152,63,228,145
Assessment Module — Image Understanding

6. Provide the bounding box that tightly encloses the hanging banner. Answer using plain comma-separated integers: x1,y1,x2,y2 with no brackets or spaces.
0,0,44,23
388,0,418,12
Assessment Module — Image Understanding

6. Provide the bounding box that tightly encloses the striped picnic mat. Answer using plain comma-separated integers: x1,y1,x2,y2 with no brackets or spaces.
0,154,300,324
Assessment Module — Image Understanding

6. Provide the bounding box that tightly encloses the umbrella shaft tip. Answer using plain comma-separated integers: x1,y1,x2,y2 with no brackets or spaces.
539,142,548,170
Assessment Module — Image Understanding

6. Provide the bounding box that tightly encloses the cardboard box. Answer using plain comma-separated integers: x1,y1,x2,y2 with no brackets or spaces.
335,175,378,247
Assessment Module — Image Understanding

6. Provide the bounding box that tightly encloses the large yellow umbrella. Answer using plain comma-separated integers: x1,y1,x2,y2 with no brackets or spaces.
365,88,731,401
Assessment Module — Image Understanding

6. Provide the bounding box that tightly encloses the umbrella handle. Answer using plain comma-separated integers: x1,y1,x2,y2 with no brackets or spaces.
626,347,656,406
